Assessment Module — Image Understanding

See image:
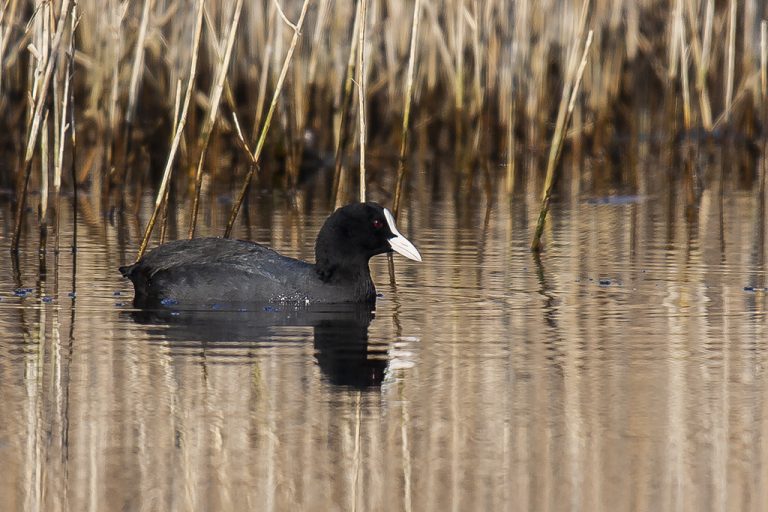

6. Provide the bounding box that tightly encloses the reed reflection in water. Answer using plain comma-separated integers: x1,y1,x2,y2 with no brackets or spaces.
1,153,768,511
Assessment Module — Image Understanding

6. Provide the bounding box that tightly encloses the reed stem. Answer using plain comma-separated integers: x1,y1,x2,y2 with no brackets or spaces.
11,0,72,252
331,0,363,207
225,0,311,238
356,0,368,203
40,111,49,250
0,0,20,66
761,20,767,100
68,3,78,254
250,3,277,143
685,0,713,130
724,0,736,123
136,0,204,261
393,0,422,218
118,0,153,177
188,0,243,239
531,29,593,252
680,30,692,130
125,0,152,127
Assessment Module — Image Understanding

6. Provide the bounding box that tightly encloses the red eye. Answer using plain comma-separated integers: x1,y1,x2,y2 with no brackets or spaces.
372,219,384,229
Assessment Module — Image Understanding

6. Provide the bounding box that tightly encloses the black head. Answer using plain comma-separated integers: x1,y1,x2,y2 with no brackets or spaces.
314,202,421,282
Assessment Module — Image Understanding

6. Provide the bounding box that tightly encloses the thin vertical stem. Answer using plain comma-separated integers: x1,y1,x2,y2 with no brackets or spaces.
680,31,692,130
54,16,74,255
68,2,78,255
251,4,277,142
761,20,767,100
136,0,204,261
188,0,244,239
531,29,593,252
724,0,736,122
225,0,311,238
393,0,422,218
126,0,152,127
356,0,368,203
40,111,50,257
12,0,73,252
118,0,153,179
331,0,362,207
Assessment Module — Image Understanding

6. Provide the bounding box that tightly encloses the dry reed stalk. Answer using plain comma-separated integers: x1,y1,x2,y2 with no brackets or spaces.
290,0,330,189
761,20,767,100
248,0,309,166
531,29,593,252
53,31,72,255
392,0,422,218
277,93,298,190
67,3,77,254
40,111,49,251
53,56,67,178
422,0,456,84
762,19,768,205
38,1,52,259
53,62,64,254
227,111,259,235
699,0,713,82
724,0,736,123
307,0,331,86
225,0,311,238
514,0,530,77
229,111,259,203
743,0,757,73
230,110,255,158
625,0,638,60
526,22,548,148
331,0,363,207
467,3,483,117
158,182,171,243
381,1,400,104
485,7,500,103
11,0,72,252
136,0,204,261
117,0,153,176
668,0,684,79
356,0,368,203
105,1,128,170
453,0,465,114
171,79,183,144
680,30,692,130
505,97,516,194
684,0,713,130
125,0,152,127
188,0,243,239
0,0,20,67
25,0,48,146
5,0,768,239
159,80,183,244
250,3,277,142
713,73,760,130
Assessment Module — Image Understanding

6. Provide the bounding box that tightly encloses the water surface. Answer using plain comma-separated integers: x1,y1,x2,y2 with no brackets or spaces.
1,162,767,511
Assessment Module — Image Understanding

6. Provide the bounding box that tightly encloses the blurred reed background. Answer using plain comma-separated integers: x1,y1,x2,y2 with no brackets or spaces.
3,4,768,509
1,0,768,253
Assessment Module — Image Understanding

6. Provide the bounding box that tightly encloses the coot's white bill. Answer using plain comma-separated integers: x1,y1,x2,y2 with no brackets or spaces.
384,208,422,262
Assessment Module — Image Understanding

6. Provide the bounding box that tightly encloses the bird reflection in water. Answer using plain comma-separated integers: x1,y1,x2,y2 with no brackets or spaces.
127,303,388,388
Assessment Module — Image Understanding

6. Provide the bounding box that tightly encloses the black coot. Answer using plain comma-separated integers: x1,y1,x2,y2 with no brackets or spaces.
120,202,422,306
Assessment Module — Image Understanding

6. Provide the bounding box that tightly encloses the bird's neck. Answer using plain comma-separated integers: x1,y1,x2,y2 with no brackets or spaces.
315,258,376,301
